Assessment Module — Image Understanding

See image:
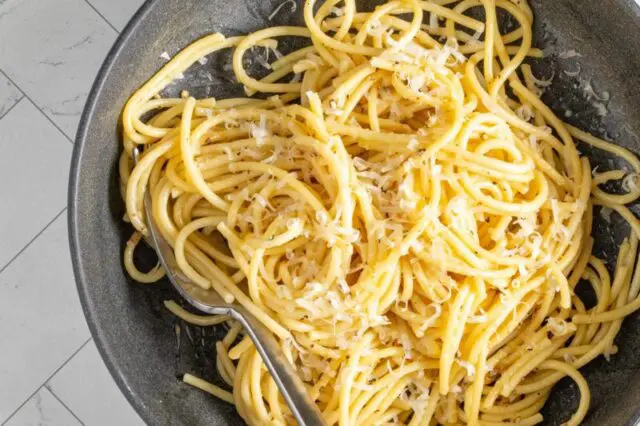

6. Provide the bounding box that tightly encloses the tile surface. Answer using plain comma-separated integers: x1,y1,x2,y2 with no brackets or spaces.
0,0,117,138
4,388,82,426
0,100,72,269
0,72,22,119
0,0,144,423
0,214,90,422
47,341,145,426
87,0,146,32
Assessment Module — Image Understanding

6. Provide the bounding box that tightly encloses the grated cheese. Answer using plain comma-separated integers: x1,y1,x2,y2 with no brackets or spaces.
547,317,571,336
515,105,534,122
530,70,555,88
255,47,272,70
249,114,270,146
417,304,441,336
622,173,640,193
254,193,275,211
600,206,613,224
429,12,438,29
456,359,476,378
367,20,385,37
268,0,297,21
330,6,344,16
338,278,350,294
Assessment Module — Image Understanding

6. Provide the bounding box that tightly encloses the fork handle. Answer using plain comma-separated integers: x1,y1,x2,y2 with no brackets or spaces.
133,148,324,425
228,307,326,425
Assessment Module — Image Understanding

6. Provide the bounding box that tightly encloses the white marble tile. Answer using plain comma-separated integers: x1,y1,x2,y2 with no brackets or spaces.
4,387,81,426
0,100,72,268
0,0,117,138
87,0,145,32
47,340,145,426
0,72,22,119
0,214,91,423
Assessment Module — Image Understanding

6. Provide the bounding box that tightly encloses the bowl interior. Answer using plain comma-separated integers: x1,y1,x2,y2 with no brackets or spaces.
70,0,640,424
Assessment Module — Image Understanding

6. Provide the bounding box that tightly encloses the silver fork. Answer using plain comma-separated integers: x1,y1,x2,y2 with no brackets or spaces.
132,148,325,426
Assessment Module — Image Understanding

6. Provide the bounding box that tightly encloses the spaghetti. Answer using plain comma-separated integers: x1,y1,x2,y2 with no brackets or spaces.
120,0,640,425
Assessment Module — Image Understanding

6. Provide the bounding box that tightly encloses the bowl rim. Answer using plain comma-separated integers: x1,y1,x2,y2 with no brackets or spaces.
68,0,157,423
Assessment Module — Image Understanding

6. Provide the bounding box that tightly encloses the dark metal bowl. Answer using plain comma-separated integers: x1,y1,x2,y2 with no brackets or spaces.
69,0,640,424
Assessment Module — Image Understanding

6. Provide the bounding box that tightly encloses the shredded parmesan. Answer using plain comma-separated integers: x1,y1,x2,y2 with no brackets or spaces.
268,0,297,21
249,114,270,146
622,173,640,193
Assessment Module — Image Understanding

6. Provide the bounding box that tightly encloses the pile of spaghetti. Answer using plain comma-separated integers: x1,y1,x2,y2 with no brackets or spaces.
120,0,640,424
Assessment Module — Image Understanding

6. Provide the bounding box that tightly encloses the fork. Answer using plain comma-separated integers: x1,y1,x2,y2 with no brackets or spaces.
132,148,325,426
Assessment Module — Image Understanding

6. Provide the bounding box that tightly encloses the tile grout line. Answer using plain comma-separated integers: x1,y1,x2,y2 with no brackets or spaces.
0,4,125,426
82,0,120,34
43,386,87,426
0,95,25,122
0,69,75,145
0,208,67,276
0,338,92,426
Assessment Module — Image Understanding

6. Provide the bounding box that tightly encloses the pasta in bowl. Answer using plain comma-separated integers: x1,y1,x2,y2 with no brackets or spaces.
117,0,640,424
